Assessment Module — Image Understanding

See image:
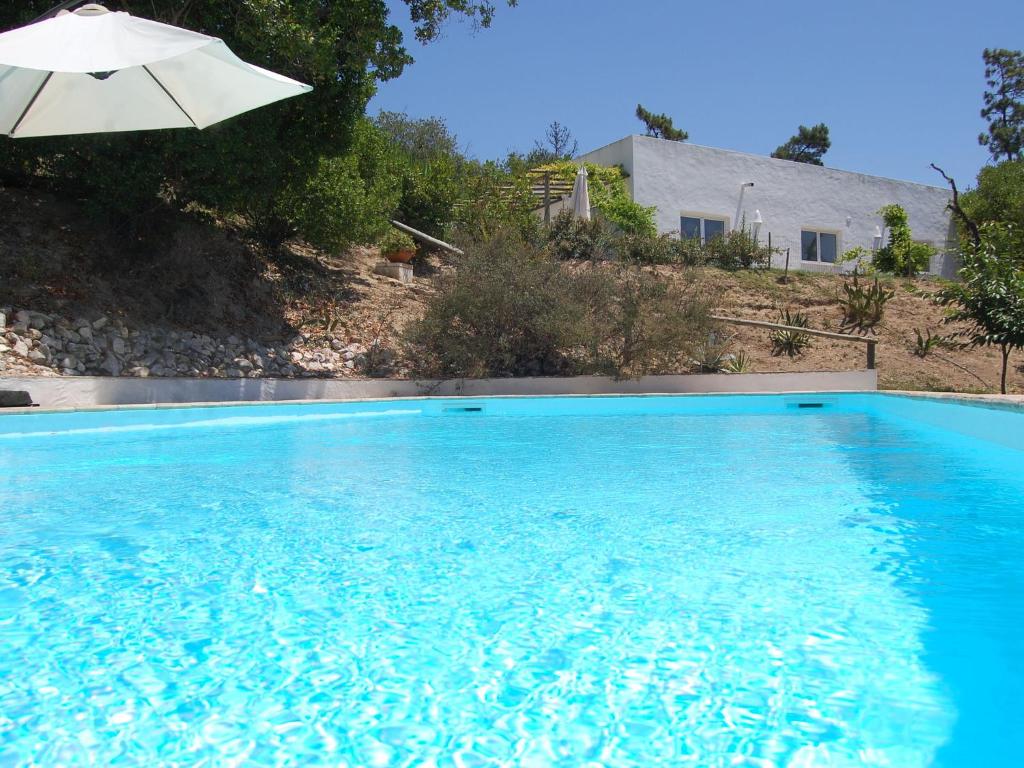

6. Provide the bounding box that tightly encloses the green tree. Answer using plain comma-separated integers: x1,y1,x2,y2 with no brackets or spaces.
374,111,466,237
938,223,1024,393
873,204,936,276
0,1,516,244
960,159,1024,254
771,123,831,165
978,48,1024,162
635,104,688,141
279,119,403,252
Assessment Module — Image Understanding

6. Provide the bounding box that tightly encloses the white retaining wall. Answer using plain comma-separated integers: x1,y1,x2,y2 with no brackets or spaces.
2,371,877,410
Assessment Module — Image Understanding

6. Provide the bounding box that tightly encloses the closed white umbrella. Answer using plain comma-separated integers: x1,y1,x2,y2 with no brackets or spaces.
570,165,591,221
0,4,312,138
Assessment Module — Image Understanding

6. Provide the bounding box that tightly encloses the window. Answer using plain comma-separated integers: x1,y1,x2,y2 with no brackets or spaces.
801,230,838,263
681,215,727,244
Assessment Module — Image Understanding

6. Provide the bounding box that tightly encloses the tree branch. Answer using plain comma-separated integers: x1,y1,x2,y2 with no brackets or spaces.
930,163,981,248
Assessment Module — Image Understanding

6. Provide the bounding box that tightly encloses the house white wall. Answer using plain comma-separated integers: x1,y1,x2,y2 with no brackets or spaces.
580,135,957,276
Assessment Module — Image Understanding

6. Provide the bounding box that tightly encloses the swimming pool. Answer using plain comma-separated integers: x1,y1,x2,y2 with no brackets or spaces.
0,393,1021,766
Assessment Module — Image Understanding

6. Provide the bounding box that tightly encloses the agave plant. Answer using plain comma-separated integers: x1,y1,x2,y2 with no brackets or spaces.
840,269,895,332
724,350,752,373
770,310,812,357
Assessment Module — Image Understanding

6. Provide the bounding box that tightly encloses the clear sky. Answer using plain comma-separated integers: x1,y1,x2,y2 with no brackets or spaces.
369,0,1024,188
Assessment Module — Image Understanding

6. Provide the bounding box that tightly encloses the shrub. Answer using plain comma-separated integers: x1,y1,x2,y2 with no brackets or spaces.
617,233,685,265
374,112,465,237
592,266,716,377
770,310,813,357
725,350,752,373
402,234,590,378
691,332,736,373
702,228,773,271
547,211,615,261
404,233,716,379
379,228,416,254
448,162,541,244
280,119,403,252
839,270,895,332
873,204,936,276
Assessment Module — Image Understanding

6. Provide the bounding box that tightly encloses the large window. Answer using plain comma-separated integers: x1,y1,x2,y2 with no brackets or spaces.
681,215,727,244
801,230,838,263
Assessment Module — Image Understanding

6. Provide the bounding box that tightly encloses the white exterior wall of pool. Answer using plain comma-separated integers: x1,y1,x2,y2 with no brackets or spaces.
1,371,876,410
578,135,958,277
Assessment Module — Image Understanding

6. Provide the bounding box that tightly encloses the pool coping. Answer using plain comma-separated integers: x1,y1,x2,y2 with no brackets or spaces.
1,389,1022,418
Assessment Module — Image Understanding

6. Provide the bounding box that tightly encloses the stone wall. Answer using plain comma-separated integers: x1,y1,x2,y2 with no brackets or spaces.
0,307,381,380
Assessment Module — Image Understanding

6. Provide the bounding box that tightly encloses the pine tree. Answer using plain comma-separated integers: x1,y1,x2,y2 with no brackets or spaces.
635,104,687,141
979,48,1024,162
771,123,831,165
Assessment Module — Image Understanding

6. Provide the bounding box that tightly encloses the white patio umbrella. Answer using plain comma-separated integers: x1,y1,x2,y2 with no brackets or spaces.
0,4,312,138
570,165,591,221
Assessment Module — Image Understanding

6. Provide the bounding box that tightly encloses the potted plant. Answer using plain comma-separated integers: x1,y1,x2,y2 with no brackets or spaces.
379,228,417,263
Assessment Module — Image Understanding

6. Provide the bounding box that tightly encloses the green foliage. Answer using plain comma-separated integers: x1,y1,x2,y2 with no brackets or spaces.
635,104,688,141
547,212,776,270
703,228,774,271
596,266,715,378
979,48,1024,162
770,310,812,357
402,234,587,378
538,161,656,236
771,123,831,165
872,204,936,276
374,111,465,237
547,212,614,261
403,233,715,379
937,222,1024,393
912,328,953,358
0,1,515,246
724,350,752,374
839,270,895,332
278,120,403,252
960,159,1024,253
379,228,416,254
618,233,688,265
692,333,736,373
448,162,540,244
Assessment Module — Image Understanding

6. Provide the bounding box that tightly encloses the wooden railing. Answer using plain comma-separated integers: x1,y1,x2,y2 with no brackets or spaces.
711,315,878,370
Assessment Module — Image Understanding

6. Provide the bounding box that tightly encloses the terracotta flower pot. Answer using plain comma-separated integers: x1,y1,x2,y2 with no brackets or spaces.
385,248,416,264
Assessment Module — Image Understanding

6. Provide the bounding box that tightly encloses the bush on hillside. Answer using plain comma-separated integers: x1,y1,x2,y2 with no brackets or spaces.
403,234,590,378
403,232,717,379
279,120,404,252
548,212,616,261
592,265,716,377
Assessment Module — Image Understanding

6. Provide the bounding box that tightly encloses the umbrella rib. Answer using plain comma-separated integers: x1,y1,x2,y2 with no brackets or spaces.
9,71,54,137
142,65,198,128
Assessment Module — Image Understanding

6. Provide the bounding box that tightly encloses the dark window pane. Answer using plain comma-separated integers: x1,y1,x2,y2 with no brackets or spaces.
704,219,726,242
820,233,837,263
681,216,701,240
801,230,818,261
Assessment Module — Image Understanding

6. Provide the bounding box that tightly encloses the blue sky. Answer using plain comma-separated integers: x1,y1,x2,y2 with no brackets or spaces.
369,0,1024,188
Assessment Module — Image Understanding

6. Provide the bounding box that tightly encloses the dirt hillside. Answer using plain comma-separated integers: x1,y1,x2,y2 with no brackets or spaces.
0,185,1019,393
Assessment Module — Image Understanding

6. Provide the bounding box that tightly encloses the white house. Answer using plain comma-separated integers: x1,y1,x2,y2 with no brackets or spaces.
577,135,957,276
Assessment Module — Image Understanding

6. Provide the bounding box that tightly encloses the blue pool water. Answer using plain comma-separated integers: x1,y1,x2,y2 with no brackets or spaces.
0,393,1022,767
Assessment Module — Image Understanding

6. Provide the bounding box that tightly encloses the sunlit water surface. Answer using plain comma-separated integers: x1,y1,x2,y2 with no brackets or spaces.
0,396,1021,767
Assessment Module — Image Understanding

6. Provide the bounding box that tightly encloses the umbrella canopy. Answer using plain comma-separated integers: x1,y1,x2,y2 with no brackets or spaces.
570,165,591,221
0,4,312,138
